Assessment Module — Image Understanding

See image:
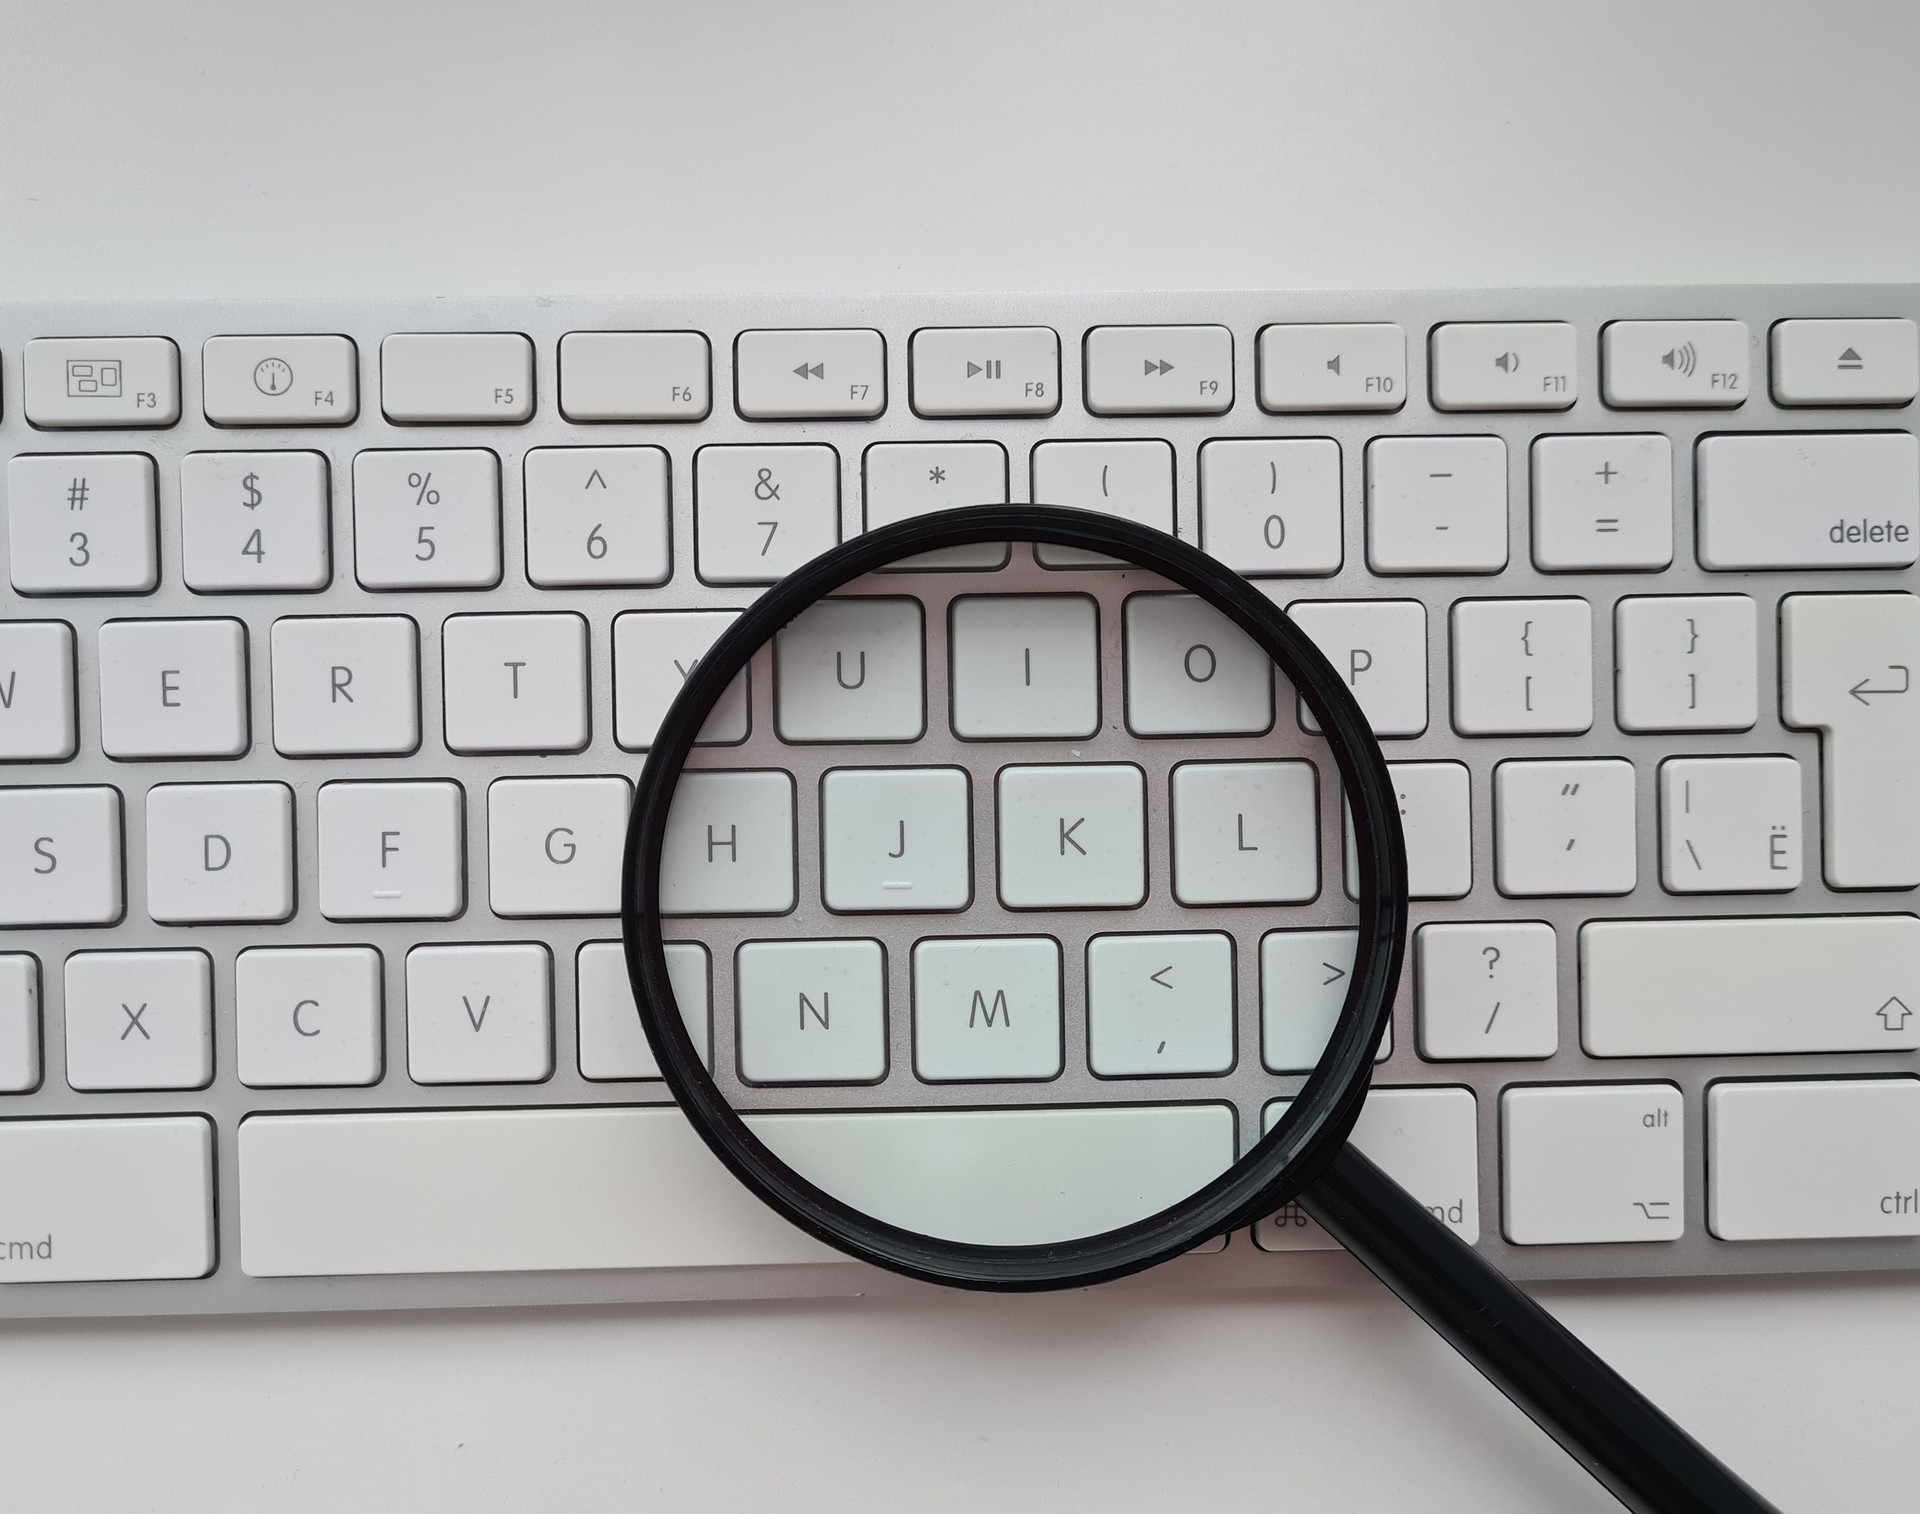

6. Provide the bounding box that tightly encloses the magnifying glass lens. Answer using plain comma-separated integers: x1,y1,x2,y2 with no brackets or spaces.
630,510,1388,1261
625,508,1774,1512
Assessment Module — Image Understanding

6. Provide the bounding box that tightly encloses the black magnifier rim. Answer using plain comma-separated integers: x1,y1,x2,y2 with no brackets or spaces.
622,504,1408,1292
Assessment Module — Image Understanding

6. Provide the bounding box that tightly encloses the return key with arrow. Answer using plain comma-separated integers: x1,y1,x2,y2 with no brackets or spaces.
1782,592,1920,888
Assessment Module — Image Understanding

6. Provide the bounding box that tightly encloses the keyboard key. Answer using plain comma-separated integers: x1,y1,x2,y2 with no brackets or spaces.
0,621,77,760
406,943,553,1085
1198,437,1343,577
523,446,671,587
180,450,332,592
242,1104,1217,1275
1781,592,1920,889
0,951,38,1089
270,615,420,756
1260,929,1359,1072
1343,761,1473,900
1030,439,1175,563
1614,595,1758,732
1086,932,1233,1076
6,452,158,594
0,1116,214,1282
24,336,180,428
1658,756,1802,893
998,764,1145,908
775,597,925,742
0,786,122,926
1284,598,1429,737
909,326,1060,417
380,332,533,424
353,448,502,589
235,946,384,1089
1494,758,1636,896
97,617,250,758
441,612,590,753
1124,593,1273,736
948,594,1099,739
487,776,630,918
1709,1079,1920,1240
1771,318,1919,406
1582,914,1920,1057
1365,435,1507,574
737,938,887,1084
1170,760,1317,905
1450,597,1592,735
1429,322,1576,411
145,782,295,924
1601,320,1750,407
64,949,213,1091
1503,1084,1684,1244
202,334,358,425
1696,431,1919,570
558,330,711,421
821,767,971,912
576,939,710,1081
1083,325,1232,415
316,780,465,921
1257,323,1405,413
1258,1087,1476,1249
611,609,749,751
0,955,40,1093
1530,433,1673,571
735,328,885,419
695,443,840,583
659,770,796,916
912,937,1063,1081
861,440,1010,569
1417,921,1557,1060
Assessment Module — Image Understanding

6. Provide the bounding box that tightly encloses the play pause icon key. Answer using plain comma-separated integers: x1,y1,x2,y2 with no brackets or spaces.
911,327,1061,417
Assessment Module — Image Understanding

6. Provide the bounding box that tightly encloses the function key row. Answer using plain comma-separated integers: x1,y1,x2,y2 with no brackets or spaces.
6,318,1915,431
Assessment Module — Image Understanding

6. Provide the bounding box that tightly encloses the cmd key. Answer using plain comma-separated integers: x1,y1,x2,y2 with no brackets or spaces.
0,1117,215,1282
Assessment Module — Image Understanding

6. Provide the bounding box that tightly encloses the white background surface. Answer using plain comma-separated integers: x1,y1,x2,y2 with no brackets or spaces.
4,1,1918,1508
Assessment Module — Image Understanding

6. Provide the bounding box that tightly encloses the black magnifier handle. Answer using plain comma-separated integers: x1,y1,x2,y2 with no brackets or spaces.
1300,1145,1781,1514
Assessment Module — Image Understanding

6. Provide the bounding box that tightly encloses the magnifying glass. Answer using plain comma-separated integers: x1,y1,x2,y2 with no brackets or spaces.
622,505,1777,1514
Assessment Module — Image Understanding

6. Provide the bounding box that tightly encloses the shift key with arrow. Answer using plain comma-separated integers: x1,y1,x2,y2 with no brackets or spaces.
1782,592,1920,888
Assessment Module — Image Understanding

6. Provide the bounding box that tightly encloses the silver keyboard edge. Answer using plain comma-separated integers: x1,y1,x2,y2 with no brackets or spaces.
1,285,1916,1320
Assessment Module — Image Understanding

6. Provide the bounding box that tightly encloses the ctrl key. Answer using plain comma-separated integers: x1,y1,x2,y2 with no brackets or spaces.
0,1116,215,1281
1709,1078,1920,1241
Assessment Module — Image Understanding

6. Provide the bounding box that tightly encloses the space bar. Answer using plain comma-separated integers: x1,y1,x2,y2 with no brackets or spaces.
238,1107,837,1277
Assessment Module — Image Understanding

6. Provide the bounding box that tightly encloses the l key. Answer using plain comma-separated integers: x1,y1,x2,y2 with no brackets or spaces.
1782,592,1920,888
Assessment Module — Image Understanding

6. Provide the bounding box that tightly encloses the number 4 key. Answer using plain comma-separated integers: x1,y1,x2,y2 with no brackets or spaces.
181,451,332,592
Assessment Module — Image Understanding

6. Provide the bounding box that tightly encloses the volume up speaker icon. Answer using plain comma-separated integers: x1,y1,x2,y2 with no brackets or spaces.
1661,342,1698,377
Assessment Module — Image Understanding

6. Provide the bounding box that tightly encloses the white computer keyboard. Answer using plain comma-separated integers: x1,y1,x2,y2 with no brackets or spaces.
1,289,1917,1319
